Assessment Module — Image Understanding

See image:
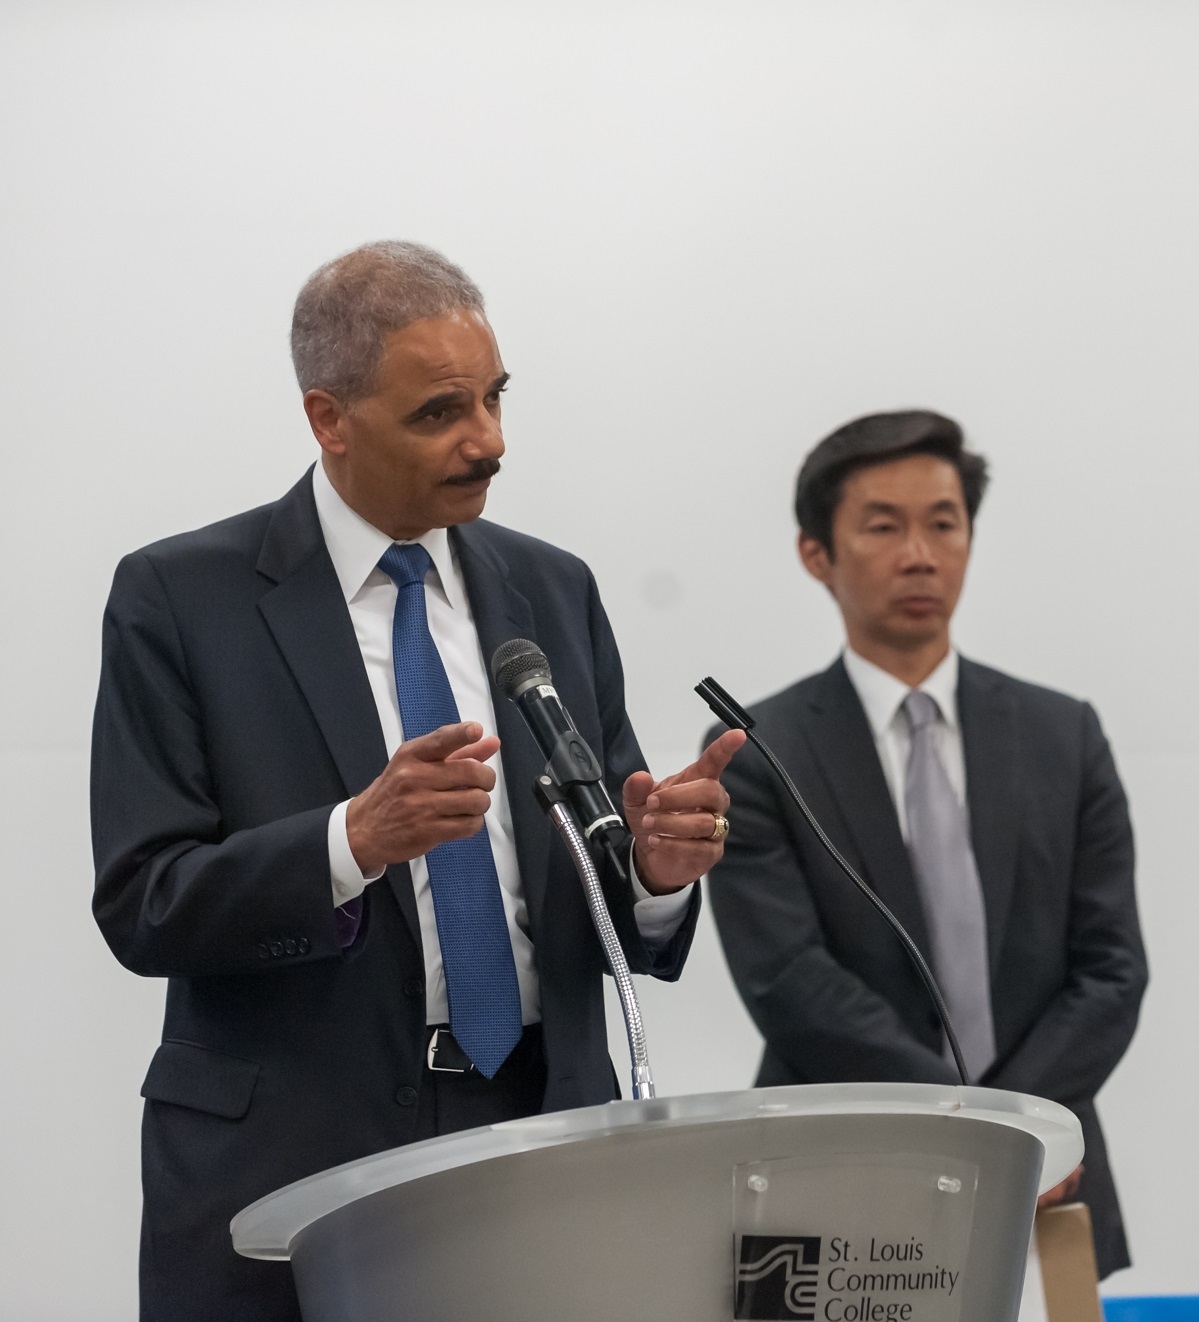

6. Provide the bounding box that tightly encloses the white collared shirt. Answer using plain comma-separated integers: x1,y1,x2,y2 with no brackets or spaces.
841,646,967,841
311,463,688,1025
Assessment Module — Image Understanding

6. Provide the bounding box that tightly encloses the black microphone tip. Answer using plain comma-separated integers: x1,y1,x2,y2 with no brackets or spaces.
695,677,755,731
491,638,552,699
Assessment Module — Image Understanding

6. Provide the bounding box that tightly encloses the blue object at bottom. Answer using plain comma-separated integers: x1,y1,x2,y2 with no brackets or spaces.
1104,1299,1199,1322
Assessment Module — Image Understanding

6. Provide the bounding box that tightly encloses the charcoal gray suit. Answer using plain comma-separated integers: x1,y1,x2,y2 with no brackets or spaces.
92,470,697,1320
707,655,1146,1278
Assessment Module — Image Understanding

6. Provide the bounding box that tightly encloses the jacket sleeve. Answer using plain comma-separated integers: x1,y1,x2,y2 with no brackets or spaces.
983,703,1148,1101
91,552,354,979
586,567,700,982
708,731,959,1085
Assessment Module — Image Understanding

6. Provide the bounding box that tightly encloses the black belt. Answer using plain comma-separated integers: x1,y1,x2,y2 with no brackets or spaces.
425,1027,478,1074
425,1024,544,1075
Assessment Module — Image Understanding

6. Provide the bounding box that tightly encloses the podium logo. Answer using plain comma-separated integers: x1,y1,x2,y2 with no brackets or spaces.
735,1235,821,1320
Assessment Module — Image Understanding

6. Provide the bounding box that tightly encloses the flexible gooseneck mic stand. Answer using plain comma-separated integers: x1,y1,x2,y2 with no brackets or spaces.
695,675,970,1087
533,775,656,1100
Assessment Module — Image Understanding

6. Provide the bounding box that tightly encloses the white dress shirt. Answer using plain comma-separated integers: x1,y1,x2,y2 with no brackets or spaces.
841,646,967,840
311,463,689,1025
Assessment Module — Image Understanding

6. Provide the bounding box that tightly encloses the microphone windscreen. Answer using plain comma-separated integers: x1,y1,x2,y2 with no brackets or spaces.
491,638,552,699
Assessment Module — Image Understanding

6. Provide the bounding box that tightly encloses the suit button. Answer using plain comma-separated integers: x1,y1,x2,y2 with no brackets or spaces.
284,939,297,956
297,937,310,954
395,1086,418,1107
403,977,423,999
257,943,270,960
269,941,284,958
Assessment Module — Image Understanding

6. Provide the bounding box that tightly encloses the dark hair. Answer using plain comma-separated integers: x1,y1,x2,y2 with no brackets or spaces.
794,409,989,551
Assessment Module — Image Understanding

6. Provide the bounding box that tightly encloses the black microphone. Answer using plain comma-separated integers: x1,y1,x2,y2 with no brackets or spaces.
491,639,630,864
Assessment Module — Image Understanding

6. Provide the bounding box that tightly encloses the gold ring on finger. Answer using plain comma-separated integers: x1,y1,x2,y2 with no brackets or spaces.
710,813,730,841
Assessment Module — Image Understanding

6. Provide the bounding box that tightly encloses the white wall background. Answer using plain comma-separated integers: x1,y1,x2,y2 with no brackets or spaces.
2,2,1196,1316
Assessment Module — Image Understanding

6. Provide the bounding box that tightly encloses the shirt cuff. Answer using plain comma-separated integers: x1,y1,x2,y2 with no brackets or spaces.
628,849,693,948
328,799,385,907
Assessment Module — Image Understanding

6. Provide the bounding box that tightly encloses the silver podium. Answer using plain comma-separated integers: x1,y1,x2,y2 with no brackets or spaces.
232,1082,1082,1322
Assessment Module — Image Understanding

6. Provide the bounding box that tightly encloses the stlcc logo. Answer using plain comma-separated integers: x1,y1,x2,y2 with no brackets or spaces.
735,1236,821,1321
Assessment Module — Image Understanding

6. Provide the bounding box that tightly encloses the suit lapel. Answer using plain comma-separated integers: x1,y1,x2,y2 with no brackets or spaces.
802,659,933,955
256,471,388,795
255,472,420,941
452,522,553,931
958,658,1020,974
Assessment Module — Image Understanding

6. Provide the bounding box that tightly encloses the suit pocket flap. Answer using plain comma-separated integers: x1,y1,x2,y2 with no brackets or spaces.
140,1041,259,1119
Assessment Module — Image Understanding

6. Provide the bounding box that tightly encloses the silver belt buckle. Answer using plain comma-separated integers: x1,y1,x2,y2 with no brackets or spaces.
426,1027,473,1074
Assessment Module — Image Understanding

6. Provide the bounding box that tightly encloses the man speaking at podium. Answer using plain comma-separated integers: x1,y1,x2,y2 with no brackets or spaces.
708,410,1147,1280
91,240,742,1321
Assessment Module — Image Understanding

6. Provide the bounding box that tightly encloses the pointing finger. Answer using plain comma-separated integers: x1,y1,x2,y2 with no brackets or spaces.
446,735,501,764
659,729,747,790
691,728,747,780
403,722,487,763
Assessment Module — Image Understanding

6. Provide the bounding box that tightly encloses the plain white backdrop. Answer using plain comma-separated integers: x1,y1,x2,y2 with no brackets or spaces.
2,2,1196,1316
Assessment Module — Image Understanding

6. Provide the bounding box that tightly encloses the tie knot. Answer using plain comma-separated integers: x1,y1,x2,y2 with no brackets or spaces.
903,689,941,733
379,542,433,590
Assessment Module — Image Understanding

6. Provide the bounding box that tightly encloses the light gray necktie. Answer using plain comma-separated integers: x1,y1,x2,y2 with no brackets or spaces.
903,690,996,1081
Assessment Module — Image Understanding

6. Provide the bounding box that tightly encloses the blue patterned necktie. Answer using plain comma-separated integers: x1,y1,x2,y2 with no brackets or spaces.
378,542,522,1078
903,690,996,1081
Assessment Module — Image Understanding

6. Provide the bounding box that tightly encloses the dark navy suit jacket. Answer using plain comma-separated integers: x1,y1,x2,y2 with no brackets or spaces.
707,656,1146,1279
92,471,697,1320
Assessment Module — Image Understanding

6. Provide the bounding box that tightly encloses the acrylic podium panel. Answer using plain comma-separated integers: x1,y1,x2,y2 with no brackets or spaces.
232,1083,1083,1322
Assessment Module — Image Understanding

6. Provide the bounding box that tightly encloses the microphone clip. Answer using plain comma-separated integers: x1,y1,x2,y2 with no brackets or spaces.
542,729,607,794
531,751,630,886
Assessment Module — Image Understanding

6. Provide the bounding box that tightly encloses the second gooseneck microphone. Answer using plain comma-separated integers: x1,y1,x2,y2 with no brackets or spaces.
491,639,630,863
695,674,970,1088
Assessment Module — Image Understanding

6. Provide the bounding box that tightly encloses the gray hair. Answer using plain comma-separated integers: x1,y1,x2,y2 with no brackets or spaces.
290,240,485,402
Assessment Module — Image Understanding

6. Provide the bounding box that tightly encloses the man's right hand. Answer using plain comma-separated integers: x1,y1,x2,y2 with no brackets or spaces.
346,721,501,875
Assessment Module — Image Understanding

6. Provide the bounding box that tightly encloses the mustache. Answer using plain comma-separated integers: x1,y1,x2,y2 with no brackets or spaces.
444,458,501,486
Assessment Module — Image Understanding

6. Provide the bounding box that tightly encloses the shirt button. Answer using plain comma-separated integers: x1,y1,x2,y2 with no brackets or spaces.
284,939,297,956
403,977,424,999
269,941,284,958
395,1086,418,1107
297,937,310,955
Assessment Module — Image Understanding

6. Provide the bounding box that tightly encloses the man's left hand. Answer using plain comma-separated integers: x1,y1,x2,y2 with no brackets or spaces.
623,728,747,895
